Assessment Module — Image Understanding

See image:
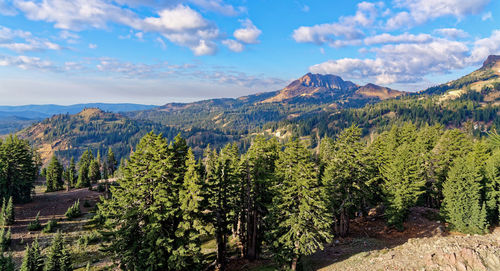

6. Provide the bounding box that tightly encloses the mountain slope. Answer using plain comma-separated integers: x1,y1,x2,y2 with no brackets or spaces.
18,108,179,165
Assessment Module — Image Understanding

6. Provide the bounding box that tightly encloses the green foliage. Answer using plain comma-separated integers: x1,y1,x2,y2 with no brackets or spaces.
485,150,500,222
64,200,81,219
98,132,205,271
322,125,376,237
20,239,44,271
106,147,117,177
381,141,426,229
64,157,77,189
0,228,10,252
442,155,489,234
42,219,58,233
27,212,42,231
88,159,101,183
0,253,14,271
0,135,38,203
46,156,64,192
77,231,100,248
44,232,71,271
76,150,93,188
0,197,14,226
268,138,332,269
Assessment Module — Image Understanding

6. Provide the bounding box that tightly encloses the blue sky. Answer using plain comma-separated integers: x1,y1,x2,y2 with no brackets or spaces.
0,0,499,105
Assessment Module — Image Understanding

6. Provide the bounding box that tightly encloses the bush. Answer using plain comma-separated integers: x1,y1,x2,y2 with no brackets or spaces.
0,227,11,251
65,200,81,219
42,219,58,233
77,231,100,247
27,212,42,231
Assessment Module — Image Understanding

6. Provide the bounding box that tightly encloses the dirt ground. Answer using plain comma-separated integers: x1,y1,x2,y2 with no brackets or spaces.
8,186,104,269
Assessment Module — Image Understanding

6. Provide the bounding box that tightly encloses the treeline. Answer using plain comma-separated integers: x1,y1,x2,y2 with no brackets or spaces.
42,148,118,192
94,124,500,270
0,135,39,203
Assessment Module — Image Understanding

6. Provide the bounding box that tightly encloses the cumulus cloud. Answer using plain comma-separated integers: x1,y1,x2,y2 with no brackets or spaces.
0,54,56,70
434,28,469,39
468,30,500,64
292,1,381,47
364,32,433,45
0,25,62,52
310,38,470,84
233,19,261,44
222,39,244,52
387,0,491,29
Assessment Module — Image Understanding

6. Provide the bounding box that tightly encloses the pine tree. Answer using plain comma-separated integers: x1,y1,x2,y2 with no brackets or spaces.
46,156,64,192
65,158,77,189
98,132,199,270
0,253,14,271
322,126,375,237
44,231,71,271
174,148,204,269
3,197,13,226
485,149,500,222
442,155,488,234
21,239,43,271
240,136,279,260
202,144,240,270
106,147,117,177
0,227,10,251
88,160,101,184
76,150,93,188
268,139,331,270
381,143,426,229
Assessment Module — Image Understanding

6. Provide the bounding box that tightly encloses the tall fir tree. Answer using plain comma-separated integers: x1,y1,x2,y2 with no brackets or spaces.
322,126,375,237
442,155,489,234
20,239,44,271
106,147,117,177
268,139,331,270
44,232,71,271
88,159,101,184
76,150,93,188
381,143,426,229
485,149,500,223
46,156,64,192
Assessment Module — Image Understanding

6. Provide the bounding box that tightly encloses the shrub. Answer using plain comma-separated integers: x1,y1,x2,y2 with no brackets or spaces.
65,200,81,219
27,212,42,231
42,219,58,233
77,231,100,247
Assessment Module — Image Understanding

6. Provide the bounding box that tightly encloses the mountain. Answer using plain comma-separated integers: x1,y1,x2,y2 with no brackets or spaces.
262,73,358,103
355,83,403,100
0,103,157,135
17,108,179,165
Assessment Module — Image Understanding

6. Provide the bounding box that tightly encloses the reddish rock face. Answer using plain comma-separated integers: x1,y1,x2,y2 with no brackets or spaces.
482,55,500,69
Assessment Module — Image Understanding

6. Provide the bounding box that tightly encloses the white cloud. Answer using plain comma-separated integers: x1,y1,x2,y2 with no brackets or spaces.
468,30,500,64
191,39,217,55
156,37,167,49
387,0,491,29
482,12,492,21
233,19,261,44
364,32,433,45
188,0,244,16
135,32,144,40
292,1,381,46
0,25,62,52
59,30,80,40
0,0,17,15
89,43,97,49
434,28,469,39
222,39,244,52
0,54,56,71
310,38,470,84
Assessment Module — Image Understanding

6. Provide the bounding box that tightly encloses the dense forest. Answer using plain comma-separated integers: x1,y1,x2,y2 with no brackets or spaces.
3,121,499,270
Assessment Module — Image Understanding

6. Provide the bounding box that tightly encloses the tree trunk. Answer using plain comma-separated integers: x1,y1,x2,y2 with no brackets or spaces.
215,211,226,271
291,256,298,271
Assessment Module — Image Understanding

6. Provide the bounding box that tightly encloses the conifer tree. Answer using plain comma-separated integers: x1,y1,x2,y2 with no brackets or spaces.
65,158,76,189
20,239,43,271
106,147,117,177
485,149,500,222
44,232,70,271
381,143,426,229
3,197,13,226
99,132,200,270
240,136,279,260
322,126,375,237
46,156,64,192
268,139,331,270
88,159,101,183
175,148,204,269
76,150,93,188
0,253,14,271
442,155,488,234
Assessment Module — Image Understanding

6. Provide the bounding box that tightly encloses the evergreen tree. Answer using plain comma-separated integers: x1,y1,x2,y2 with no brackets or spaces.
20,239,44,271
65,158,76,189
88,160,101,183
240,136,279,260
0,135,38,202
322,126,375,237
485,149,500,222
46,156,64,192
76,150,93,188
0,253,13,271
44,232,70,271
106,147,117,177
99,132,199,270
381,143,426,229
3,197,13,226
268,139,331,270
175,148,204,269
442,155,488,234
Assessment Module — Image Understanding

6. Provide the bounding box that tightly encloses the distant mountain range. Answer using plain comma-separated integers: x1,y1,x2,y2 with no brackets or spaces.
0,103,156,135
13,55,500,165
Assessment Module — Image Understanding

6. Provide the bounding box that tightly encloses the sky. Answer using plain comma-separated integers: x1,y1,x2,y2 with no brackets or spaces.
0,0,499,105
